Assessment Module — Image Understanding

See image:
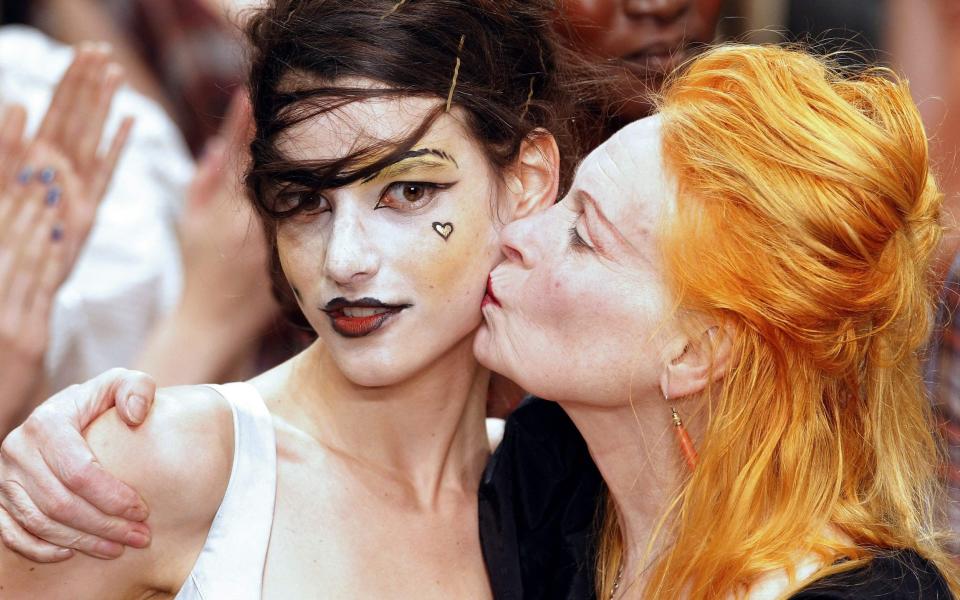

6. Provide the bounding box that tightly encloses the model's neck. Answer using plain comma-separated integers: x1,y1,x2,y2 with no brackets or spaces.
559,393,704,595
280,334,490,506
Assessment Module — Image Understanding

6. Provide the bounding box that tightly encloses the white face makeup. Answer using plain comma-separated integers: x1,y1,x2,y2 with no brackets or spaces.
275,85,505,387
475,116,680,405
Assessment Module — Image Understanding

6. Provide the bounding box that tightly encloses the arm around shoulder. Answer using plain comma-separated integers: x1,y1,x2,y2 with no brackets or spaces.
0,385,235,599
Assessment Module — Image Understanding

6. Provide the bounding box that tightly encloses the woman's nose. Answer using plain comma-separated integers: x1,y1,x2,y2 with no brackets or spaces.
499,212,545,268
323,209,380,287
623,0,689,22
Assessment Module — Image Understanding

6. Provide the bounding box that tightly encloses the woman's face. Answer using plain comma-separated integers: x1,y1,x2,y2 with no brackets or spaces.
275,90,505,386
558,0,721,116
475,116,678,405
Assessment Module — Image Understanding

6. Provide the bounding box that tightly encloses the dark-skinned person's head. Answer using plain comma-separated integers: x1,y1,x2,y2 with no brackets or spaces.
555,0,723,123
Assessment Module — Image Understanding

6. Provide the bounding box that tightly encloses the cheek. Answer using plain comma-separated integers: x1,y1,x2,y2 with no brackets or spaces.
692,0,723,38
558,0,619,54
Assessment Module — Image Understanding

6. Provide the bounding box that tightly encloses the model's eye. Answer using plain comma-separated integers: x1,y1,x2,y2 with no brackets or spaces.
375,182,451,211
274,188,330,216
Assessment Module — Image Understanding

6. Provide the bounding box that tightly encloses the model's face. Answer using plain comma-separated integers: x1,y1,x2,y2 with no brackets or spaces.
558,0,721,116
275,89,503,386
475,116,678,405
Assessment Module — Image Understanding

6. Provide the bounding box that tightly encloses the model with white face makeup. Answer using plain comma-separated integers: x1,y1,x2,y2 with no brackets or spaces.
0,0,609,597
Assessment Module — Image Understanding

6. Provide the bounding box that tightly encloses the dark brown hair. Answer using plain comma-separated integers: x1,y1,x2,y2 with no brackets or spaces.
241,0,608,328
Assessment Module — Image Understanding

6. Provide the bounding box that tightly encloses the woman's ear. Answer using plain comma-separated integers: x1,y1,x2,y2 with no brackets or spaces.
660,324,734,400
503,129,560,221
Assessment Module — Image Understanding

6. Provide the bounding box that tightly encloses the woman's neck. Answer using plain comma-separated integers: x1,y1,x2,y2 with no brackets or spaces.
270,333,491,507
560,394,704,594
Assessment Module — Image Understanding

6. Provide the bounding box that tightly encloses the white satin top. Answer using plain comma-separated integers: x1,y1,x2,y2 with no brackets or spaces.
174,382,277,600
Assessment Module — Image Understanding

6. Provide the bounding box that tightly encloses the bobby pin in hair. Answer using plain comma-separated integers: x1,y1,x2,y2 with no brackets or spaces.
445,35,466,113
519,76,536,121
381,0,407,21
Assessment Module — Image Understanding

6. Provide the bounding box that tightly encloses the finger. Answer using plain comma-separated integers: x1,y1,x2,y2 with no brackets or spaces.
19,207,63,326
0,181,45,298
187,136,228,208
61,49,111,163
0,505,74,563
0,479,126,559
0,104,27,188
18,196,59,297
74,63,124,172
34,45,96,146
90,115,133,205
111,372,158,427
222,90,254,173
32,376,152,519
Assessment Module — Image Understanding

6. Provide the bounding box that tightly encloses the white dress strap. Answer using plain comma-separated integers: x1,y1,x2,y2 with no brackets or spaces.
174,382,278,600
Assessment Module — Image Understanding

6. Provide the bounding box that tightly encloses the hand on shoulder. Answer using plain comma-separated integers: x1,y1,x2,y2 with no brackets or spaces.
0,384,235,599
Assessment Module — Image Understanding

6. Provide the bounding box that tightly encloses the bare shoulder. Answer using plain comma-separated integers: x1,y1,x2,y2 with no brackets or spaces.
0,386,234,599
84,384,235,532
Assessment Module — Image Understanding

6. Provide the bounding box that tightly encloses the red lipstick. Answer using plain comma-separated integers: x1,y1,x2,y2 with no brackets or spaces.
323,297,410,338
482,275,501,309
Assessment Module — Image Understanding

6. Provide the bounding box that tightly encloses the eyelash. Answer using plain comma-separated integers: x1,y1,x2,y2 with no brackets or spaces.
274,181,453,216
374,181,452,212
568,224,592,252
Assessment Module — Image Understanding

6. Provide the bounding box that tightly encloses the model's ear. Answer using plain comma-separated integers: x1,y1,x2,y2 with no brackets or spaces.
502,129,560,222
659,324,733,400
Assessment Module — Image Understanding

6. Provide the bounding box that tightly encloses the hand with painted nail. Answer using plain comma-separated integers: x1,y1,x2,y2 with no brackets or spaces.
0,148,74,436
30,43,134,265
0,368,156,563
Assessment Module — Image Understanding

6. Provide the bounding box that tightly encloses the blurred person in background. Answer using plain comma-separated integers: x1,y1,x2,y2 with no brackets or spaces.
0,25,280,436
890,0,960,556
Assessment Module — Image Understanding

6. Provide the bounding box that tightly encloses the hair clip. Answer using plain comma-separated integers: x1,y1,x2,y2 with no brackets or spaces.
519,76,536,121
381,0,407,21
445,35,466,113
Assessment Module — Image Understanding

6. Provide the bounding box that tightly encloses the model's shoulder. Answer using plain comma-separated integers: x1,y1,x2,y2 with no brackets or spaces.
84,384,234,532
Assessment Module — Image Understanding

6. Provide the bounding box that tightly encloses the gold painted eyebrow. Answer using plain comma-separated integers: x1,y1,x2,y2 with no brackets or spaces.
366,157,455,183
361,148,459,183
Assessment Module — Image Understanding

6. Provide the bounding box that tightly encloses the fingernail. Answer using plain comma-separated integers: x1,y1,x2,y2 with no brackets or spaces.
17,167,32,184
124,528,151,548
54,548,73,560
45,186,61,206
93,540,124,558
51,224,64,241
122,503,148,522
127,394,147,424
38,167,56,184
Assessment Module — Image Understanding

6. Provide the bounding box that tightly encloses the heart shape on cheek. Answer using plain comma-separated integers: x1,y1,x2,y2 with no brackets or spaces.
432,222,454,241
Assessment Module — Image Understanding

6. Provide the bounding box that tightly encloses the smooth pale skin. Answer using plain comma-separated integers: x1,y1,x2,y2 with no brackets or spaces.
0,84,560,598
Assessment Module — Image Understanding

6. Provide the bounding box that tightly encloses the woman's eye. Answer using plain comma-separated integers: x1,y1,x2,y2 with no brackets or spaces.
568,222,593,252
275,189,330,215
375,182,448,211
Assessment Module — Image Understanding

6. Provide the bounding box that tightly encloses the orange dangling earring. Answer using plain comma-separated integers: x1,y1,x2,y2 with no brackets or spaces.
670,406,699,472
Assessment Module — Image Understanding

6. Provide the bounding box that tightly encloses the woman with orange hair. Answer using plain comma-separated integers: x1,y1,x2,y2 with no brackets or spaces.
477,44,959,597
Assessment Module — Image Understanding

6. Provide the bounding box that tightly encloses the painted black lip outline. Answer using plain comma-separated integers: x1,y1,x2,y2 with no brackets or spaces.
322,297,413,339
322,297,412,313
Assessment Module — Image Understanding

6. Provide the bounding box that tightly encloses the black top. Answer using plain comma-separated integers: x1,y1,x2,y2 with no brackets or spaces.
479,398,955,600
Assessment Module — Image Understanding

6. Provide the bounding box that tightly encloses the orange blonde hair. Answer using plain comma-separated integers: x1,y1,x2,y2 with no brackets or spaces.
597,44,959,598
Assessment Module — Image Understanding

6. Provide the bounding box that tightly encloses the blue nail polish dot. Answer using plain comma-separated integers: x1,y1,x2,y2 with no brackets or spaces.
39,168,56,184
17,167,32,184
45,187,61,206
51,226,64,242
